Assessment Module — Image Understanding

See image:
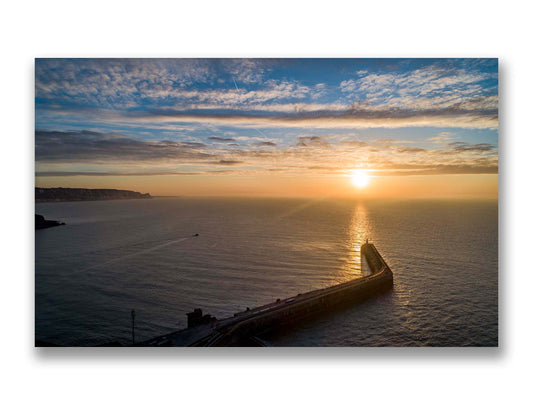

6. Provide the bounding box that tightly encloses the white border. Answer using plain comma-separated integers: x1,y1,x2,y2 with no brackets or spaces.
3,1,531,406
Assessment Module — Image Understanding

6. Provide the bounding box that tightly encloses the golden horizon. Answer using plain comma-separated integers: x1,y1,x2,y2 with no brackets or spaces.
35,173,498,200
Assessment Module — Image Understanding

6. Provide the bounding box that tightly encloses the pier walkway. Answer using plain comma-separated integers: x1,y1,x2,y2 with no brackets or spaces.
138,242,393,347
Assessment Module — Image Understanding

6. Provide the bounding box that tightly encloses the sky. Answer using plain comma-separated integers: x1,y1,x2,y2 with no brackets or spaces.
35,58,498,198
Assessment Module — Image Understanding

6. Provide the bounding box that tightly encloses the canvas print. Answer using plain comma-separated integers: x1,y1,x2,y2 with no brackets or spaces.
35,58,498,347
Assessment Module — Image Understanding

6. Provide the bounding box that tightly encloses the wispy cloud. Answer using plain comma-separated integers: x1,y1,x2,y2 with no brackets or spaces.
252,141,277,147
427,132,455,144
35,130,211,163
295,136,330,148
338,62,497,123
209,136,236,142
35,128,497,176
214,160,244,165
119,105,497,129
447,141,495,152
36,59,498,130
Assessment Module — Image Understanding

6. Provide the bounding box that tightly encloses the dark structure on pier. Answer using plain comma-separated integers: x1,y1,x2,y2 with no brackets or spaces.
138,242,393,347
186,308,217,328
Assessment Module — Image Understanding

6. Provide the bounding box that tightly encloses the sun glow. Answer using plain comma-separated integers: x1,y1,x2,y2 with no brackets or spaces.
350,170,370,188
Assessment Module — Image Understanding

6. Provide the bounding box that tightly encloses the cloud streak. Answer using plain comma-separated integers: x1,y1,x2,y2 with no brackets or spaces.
107,104,497,129
209,136,236,142
35,129,497,178
35,130,212,163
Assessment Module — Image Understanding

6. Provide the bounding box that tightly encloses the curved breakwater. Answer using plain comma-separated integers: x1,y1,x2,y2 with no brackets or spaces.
140,242,393,347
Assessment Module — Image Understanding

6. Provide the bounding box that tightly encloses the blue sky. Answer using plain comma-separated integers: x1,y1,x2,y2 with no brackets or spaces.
35,58,498,190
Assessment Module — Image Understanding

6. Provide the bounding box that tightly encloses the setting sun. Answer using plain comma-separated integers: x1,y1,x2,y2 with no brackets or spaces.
351,170,370,188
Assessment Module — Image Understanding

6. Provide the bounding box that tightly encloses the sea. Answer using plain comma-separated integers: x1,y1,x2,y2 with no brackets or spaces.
35,197,498,346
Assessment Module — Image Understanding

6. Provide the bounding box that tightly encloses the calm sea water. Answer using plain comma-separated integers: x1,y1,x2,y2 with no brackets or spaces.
35,197,498,346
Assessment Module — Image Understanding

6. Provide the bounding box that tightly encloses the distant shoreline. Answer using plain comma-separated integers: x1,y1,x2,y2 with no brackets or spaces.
35,187,152,203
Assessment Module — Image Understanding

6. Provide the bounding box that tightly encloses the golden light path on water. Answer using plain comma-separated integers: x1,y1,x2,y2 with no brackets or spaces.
336,202,372,284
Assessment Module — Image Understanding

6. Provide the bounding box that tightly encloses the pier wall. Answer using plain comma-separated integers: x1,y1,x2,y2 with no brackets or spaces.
139,242,393,347
216,243,393,345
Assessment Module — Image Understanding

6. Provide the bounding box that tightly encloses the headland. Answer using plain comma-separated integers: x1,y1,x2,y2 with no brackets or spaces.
35,187,151,203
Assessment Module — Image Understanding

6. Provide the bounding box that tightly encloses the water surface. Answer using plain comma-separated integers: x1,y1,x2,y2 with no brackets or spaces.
35,197,498,346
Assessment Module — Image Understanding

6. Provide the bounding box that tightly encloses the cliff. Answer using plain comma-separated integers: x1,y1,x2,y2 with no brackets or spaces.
35,214,65,229
35,187,152,202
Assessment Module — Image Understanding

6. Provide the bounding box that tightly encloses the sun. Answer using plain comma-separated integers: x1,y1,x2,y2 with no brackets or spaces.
350,170,370,188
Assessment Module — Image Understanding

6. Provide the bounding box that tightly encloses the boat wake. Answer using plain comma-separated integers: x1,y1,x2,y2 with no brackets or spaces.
80,236,192,272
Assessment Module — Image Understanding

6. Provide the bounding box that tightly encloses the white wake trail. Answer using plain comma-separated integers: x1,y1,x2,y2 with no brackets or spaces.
81,236,192,272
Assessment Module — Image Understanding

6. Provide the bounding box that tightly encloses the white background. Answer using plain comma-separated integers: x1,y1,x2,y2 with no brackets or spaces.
1,1,530,406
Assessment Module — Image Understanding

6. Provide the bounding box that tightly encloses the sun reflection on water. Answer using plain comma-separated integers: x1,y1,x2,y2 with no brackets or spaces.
340,203,372,280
